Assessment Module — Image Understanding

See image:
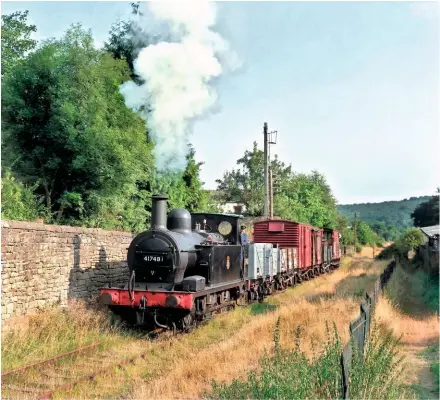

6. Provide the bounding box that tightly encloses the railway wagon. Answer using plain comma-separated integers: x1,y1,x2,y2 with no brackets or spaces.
253,220,340,282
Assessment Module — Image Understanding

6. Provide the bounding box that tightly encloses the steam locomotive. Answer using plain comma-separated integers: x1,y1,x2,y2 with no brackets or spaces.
98,195,340,330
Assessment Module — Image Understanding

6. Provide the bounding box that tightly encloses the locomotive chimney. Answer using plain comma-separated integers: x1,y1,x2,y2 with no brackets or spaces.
151,194,168,230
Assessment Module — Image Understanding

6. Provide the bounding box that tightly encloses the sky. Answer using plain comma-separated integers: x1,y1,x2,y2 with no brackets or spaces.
1,0,439,204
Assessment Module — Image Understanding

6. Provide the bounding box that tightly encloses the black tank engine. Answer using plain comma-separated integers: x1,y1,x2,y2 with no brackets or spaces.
99,195,245,329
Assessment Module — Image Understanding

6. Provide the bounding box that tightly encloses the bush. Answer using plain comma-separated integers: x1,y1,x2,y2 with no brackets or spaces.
395,228,424,256
355,244,362,253
0,170,43,221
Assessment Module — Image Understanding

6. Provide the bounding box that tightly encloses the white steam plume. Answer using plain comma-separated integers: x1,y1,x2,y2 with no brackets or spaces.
120,1,238,172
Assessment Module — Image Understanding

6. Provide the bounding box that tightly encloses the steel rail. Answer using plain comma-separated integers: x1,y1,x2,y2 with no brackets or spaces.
1,342,100,377
37,351,151,400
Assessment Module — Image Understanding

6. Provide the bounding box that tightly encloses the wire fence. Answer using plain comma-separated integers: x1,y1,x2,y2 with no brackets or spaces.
340,259,396,399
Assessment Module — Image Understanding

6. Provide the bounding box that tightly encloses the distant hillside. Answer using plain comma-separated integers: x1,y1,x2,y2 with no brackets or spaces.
337,196,431,240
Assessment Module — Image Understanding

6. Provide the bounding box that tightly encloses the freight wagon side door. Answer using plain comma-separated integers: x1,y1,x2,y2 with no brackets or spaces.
299,225,312,269
305,226,312,268
316,230,323,265
333,231,340,259
311,229,321,266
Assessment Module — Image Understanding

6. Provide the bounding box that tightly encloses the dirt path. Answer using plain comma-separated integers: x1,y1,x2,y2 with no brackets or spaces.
374,264,439,399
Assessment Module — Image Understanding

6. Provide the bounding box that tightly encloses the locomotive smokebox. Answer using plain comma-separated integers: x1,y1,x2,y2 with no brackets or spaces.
151,194,168,230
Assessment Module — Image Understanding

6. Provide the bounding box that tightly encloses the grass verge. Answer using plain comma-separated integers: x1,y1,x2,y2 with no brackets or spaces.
208,320,412,400
1,299,139,372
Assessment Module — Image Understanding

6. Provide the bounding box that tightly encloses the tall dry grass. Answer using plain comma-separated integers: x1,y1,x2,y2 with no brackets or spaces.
1,299,132,372
131,257,388,400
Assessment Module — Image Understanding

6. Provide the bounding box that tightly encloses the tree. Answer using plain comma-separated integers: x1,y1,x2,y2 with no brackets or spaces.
104,2,165,82
411,190,439,227
1,10,37,76
215,142,340,228
216,142,291,216
2,24,154,231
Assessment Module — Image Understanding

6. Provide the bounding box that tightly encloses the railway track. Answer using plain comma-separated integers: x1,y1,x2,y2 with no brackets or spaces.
2,343,103,399
0,328,177,400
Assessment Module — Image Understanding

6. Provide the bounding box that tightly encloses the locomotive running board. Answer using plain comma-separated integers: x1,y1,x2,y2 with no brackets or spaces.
193,280,244,298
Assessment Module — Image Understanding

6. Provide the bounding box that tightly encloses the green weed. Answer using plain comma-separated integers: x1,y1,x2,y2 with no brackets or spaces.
348,324,410,399
208,321,410,400
208,320,343,399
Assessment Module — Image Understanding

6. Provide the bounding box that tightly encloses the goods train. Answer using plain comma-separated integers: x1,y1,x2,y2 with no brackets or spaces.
98,195,340,330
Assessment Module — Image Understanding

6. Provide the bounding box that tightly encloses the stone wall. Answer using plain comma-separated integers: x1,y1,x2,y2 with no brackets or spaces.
1,220,133,322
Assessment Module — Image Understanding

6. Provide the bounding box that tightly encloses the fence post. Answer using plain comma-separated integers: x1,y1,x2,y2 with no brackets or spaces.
341,343,353,399
361,300,371,342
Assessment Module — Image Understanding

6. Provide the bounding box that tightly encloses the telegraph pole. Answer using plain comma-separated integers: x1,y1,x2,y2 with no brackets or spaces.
269,169,274,219
263,123,269,218
353,212,358,246
263,122,277,219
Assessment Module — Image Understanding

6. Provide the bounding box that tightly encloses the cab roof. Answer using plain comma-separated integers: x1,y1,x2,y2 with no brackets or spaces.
190,212,244,218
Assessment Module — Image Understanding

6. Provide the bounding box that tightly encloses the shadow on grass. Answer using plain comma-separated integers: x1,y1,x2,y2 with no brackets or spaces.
335,273,380,298
250,303,279,316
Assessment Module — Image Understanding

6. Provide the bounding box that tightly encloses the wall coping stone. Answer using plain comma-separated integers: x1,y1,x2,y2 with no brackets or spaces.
1,220,135,236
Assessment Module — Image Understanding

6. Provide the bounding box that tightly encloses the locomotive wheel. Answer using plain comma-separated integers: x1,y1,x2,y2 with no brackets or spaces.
182,314,196,332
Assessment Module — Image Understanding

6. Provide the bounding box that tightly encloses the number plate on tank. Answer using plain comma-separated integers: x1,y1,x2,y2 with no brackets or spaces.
144,255,164,262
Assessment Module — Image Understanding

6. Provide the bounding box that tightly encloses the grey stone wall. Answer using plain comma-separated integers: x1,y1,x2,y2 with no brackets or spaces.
1,220,133,322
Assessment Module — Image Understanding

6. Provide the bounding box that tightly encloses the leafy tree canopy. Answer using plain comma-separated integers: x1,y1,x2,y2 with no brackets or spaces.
1,10,37,76
411,189,439,228
2,24,154,231
2,10,211,232
215,141,339,228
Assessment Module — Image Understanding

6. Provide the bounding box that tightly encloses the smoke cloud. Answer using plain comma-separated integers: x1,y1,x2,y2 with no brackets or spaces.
120,1,238,172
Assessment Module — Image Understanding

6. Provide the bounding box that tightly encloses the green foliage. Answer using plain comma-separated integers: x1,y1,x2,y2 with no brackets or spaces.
430,344,440,398
2,24,154,231
1,10,37,76
210,322,343,399
1,8,210,232
209,321,407,400
348,325,407,399
395,228,424,255
249,303,279,316
411,191,439,227
356,221,384,247
0,170,43,221
216,141,339,228
338,196,432,241
104,2,163,82
385,262,439,315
